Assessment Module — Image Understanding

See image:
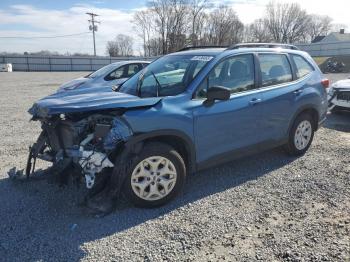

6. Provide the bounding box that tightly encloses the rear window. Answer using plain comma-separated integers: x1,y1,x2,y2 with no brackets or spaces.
291,55,314,78
259,54,292,87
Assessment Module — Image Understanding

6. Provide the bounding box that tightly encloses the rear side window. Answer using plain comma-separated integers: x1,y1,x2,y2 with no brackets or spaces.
259,54,292,87
291,55,314,78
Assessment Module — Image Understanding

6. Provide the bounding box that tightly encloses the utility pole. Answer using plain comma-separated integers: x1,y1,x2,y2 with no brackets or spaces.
86,12,100,56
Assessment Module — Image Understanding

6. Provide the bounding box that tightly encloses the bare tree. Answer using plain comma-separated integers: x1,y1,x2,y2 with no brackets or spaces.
193,11,209,45
332,23,348,33
133,10,155,56
264,2,310,43
188,0,210,46
148,37,163,56
117,34,134,56
106,41,119,57
308,14,333,42
247,19,272,42
106,34,133,57
148,0,170,54
167,0,189,52
132,0,338,55
146,0,190,54
205,5,244,45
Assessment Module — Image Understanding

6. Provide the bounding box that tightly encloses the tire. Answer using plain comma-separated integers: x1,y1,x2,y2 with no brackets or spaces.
284,113,315,156
123,142,186,208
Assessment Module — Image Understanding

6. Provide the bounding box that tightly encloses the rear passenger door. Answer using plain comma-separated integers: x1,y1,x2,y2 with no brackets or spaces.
257,53,300,143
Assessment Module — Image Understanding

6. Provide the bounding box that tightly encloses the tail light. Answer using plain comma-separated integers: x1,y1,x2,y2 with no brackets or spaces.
321,79,330,88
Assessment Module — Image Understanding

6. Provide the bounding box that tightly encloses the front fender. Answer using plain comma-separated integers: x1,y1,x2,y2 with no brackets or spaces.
125,129,197,174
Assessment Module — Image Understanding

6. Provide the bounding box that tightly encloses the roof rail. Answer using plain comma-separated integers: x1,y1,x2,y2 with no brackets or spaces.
177,45,228,52
228,43,299,50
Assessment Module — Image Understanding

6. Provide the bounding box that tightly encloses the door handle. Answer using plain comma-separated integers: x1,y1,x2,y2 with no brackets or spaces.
293,89,303,95
249,98,262,105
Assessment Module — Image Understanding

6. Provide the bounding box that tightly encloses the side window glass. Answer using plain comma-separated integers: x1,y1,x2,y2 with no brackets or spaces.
196,78,208,99
106,65,126,80
127,64,142,77
196,54,255,98
193,60,207,77
259,54,292,87
292,55,314,78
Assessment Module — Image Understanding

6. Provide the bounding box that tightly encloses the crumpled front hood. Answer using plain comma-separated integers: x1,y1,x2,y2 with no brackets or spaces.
29,91,162,118
333,79,350,90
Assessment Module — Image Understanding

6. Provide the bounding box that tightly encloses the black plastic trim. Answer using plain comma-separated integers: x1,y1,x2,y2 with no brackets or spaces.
125,129,197,173
196,138,287,172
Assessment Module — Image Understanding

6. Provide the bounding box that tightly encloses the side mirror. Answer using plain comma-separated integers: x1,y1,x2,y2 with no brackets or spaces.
204,86,230,106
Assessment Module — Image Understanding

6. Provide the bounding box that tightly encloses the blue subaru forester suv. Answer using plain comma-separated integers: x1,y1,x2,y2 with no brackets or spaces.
26,43,328,209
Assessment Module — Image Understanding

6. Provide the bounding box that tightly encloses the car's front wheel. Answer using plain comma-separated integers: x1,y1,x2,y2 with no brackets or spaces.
284,113,315,156
123,142,186,207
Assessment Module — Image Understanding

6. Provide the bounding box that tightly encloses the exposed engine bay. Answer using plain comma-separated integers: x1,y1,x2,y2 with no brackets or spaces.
7,89,163,215
10,111,137,215
27,113,132,185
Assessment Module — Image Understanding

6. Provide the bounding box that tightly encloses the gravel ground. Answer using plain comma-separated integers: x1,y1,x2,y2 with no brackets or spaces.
0,72,349,261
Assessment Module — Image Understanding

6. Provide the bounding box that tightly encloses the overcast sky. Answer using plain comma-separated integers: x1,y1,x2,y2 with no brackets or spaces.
0,0,349,56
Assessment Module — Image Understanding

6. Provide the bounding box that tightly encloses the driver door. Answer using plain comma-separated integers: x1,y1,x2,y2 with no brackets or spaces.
192,54,264,165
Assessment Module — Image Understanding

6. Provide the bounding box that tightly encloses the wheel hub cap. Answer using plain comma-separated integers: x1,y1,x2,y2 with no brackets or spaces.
294,120,312,150
131,156,177,201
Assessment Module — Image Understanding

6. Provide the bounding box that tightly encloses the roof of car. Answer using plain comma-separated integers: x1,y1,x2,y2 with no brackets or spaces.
171,47,306,57
110,60,151,66
169,48,227,56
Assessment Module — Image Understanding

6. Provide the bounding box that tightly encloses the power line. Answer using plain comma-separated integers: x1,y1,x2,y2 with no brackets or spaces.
86,12,100,56
0,32,91,39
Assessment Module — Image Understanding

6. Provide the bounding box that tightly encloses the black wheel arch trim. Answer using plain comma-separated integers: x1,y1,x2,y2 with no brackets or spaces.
287,104,321,134
125,129,197,173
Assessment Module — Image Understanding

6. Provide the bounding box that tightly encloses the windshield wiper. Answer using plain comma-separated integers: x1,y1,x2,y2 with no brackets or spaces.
150,71,162,97
136,71,145,97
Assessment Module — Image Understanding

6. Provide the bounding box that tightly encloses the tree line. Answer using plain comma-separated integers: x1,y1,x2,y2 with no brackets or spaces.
106,0,343,57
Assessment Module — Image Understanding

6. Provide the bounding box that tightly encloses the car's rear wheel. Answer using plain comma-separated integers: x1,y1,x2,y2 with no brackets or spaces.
284,113,315,156
123,142,186,207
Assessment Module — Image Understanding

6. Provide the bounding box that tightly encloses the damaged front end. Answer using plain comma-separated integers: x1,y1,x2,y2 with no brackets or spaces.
25,112,133,190
9,90,162,214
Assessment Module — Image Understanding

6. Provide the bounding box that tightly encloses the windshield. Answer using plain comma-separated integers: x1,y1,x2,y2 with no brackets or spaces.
119,55,213,97
88,63,118,78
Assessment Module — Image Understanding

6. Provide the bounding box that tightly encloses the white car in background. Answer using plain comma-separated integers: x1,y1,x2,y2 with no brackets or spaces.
328,78,350,112
57,60,150,93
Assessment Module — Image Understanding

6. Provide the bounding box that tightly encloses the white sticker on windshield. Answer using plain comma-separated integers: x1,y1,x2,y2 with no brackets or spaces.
191,56,213,62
